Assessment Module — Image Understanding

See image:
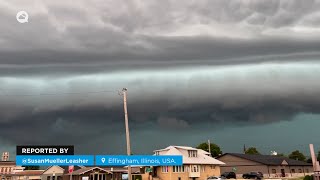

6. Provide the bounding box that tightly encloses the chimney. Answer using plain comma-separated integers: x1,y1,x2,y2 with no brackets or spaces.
2,152,9,161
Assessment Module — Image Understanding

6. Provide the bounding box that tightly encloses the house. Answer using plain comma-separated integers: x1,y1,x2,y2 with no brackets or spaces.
41,166,65,180
150,146,225,180
103,167,143,180
41,166,90,180
63,167,112,180
13,170,44,180
0,161,15,180
217,153,314,178
0,161,25,180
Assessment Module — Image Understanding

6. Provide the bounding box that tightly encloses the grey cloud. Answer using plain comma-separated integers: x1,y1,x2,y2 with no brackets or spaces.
1,0,320,67
0,0,320,154
298,11,320,26
1,36,320,68
157,117,190,130
0,63,319,154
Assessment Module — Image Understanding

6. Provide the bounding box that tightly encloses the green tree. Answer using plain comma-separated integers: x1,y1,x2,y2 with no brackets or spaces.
196,142,222,157
288,150,306,161
304,175,312,180
23,166,40,170
306,158,312,163
245,147,260,155
277,153,286,157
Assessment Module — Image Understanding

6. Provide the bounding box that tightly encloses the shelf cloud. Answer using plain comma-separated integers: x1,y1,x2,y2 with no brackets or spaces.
0,0,319,154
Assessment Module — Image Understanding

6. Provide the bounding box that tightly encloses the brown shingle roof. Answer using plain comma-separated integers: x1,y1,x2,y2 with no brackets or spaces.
218,153,312,166
65,167,111,175
14,170,44,175
103,167,141,173
0,161,15,165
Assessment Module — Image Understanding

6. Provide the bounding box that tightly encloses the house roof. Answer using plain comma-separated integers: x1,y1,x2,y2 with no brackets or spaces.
14,170,44,176
154,146,197,152
43,166,65,174
218,153,312,166
154,146,225,165
65,167,111,175
104,167,141,173
0,161,15,165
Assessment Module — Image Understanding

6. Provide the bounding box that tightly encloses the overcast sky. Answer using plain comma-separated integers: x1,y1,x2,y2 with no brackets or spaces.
0,0,320,157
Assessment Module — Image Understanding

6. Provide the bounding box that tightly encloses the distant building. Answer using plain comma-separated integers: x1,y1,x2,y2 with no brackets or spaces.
0,161,16,180
0,160,26,180
41,166,65,180
150,146,225,180
217,153,313,178
63,166,142,180
63,167,112,180
2,153,9,161
13,170,44,180
103,167,142,180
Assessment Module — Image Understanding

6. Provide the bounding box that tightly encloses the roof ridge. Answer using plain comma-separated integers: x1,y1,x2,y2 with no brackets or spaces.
221,153,312,166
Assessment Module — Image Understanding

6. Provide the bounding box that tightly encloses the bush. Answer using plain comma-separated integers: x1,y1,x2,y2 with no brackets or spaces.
304,175,313,180
132,175,142,180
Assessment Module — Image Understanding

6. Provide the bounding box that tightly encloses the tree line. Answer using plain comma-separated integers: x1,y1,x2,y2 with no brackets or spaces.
196,142,319,163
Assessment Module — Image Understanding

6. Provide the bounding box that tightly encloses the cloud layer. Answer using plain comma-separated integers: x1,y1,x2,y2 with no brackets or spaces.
0,62,319,154
0,0,319,154
1,0,320,66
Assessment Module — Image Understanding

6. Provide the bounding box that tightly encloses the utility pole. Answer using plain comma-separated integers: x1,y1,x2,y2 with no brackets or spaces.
208,140,211,157
310,144,320,180
122,88,132,180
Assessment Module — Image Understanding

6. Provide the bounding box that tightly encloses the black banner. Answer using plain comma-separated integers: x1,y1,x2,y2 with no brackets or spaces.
16,145,74,155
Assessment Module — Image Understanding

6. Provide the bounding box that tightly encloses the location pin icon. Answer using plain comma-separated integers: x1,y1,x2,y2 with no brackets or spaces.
101,158,105,163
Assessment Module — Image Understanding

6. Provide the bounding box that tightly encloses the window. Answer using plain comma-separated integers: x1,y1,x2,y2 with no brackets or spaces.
298,169,302,173
188,150,197,157
1,167,3,172
191,165,199,172
306,169,309,173
178,178,181,180
47,176,51,180
291,169,295,173
185,166,189,172
173,166,184,173
155,151,160,155
211,165,215,169
272,169,276,174
162,166,169,173
5,167,7,173
201,166,205,172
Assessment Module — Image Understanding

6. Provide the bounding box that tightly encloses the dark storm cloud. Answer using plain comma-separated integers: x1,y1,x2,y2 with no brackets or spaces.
0,0,320,153
0,105,122,143
1,0,320,68
0,62,319,154
1,37,320,77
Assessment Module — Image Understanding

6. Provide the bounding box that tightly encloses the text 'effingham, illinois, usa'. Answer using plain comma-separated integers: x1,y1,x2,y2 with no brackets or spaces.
96,155,183,166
